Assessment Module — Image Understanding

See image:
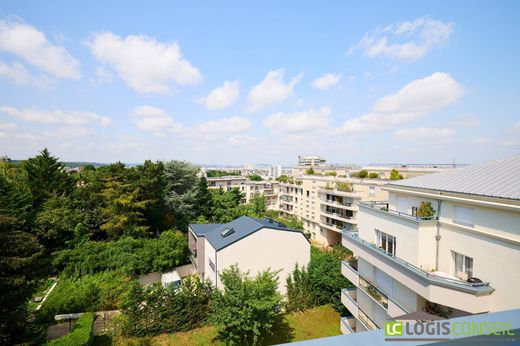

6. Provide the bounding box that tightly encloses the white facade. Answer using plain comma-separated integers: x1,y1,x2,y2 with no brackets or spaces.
339,183,520,334
189,223,310,294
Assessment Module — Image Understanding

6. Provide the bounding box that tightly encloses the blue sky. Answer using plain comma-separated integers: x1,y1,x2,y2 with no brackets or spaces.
0,1,519,165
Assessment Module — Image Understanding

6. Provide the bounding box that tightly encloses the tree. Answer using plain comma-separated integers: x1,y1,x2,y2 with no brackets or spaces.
23,148,73,210
212,265,283,345
136,161,167,234
305,167,315,175
248,174,263,181
194,176,212,219
0,174,43,344
352,169,368,178
286,265,314,312
336,182,353,192
34,195,80,251
324,171,337,176
163,161,199,230
390,169,403,180
368,172,379,179
417,201,435,218
209,188,243,223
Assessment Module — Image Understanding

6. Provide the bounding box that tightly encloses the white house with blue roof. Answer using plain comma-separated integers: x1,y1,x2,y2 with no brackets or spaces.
188,215,310,294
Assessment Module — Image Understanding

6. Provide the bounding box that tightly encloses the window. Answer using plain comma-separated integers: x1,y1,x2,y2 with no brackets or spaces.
376,230,396,256
369,186,375,197
453,206,475,227
411,206,418,217
220,227,235,238
452,251,473,278
307,190,310,197
208,258,215,272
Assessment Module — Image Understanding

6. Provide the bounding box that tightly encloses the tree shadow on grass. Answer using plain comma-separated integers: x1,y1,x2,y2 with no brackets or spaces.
258,315,295,346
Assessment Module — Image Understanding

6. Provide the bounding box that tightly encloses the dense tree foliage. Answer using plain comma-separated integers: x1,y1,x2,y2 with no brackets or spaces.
211,265,283,345
206,169,241,177
286,246,353,313
248,173,263,181
390,169,403,180
351,169,368,178
0,168,44,344
53,231,190,277
121,276,213,336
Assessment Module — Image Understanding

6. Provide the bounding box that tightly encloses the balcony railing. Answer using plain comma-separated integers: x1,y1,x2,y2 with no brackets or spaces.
342,230,493,293
358,308,378,330
322,210,354,220
321,221,345,231
360,201,438,222
340,317,356,334
322,199,354,208
359,276,388,309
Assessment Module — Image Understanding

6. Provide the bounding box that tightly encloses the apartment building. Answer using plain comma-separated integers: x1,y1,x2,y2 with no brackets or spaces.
339,156,520,334
361,164,461,179
206,176,280,209
278,175,388,246
298,155,326,166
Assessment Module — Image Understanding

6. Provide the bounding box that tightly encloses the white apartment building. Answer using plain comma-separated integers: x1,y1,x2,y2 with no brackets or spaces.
339,156,520,334
278,176,388,245
298,155,326,166
207,176,280,209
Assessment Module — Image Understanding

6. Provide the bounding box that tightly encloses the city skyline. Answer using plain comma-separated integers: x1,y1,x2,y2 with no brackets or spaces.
1,1,520,165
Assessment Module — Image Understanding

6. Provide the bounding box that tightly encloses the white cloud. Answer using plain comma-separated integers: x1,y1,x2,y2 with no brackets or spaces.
263,106,332,134
471,137,493,145
513,121,520,131
394,127,455,141
0,106,112,127
338,72,463,134
247,69,303,112
0,20,80,78
310,73,341,90
195,116,251,136
0,120,17,130
200,80,239,110
0,60,50,87
228,134,256,146
132,105,185,135
88,32,202,94
348,17,453,61
452,114,480,128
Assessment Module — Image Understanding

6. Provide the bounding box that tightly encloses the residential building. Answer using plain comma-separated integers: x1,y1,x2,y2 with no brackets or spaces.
188,216,310,294
207,176,280,209
269,165,283,179
339,156,520,334
278,175,388,246
298,155,326,166
360,164,462,179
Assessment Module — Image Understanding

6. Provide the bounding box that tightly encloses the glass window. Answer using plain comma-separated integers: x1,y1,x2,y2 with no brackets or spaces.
208,258,215,272
452,251,473,278
376,230,396,255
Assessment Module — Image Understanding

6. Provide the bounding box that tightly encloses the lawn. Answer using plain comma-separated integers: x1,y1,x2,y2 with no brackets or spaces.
95,305,341,346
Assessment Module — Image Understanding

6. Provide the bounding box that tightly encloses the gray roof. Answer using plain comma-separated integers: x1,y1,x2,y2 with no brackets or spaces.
189,216,306,251
388,155,520,200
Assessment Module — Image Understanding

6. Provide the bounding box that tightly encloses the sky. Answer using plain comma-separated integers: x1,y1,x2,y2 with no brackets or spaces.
0,1,519,165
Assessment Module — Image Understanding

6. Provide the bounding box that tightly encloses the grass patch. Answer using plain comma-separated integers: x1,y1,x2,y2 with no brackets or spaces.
96,305,340,346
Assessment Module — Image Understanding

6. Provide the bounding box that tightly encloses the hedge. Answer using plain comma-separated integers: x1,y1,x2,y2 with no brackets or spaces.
47,312,94,346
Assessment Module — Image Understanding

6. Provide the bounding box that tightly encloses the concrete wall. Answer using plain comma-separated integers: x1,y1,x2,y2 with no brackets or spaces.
216,228,310,294
203,238,217,287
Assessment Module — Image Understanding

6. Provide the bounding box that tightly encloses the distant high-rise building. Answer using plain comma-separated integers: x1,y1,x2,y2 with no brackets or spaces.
269,165,282,178
298,155,326,166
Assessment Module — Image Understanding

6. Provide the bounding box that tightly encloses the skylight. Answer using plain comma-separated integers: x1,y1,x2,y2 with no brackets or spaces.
220,227,235,238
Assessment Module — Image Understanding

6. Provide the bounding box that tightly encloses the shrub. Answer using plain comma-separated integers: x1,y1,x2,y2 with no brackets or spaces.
417,201,435,218
47,312,94,346
336,182,353,192
305,168,315,175
121,276,213,336
352,170,368,178
324,171,337,176
39,271,132,322
390,169,403,180
53,231,190,277
368,172,379,179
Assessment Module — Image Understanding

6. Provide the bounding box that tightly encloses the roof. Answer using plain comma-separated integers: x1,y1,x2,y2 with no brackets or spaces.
189,215,307,251
161,270,181,284
388,155,520,200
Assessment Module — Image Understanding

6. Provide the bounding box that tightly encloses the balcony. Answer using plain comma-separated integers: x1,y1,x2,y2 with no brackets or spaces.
342,230,494,313
320,198,357,211
358,308,378,331
321,209,356,224
341,288,358,317
319,187,359,198
360,201,437,222
319,220,345,233
341,260,359,285
359,276,388,310
340,316,357,334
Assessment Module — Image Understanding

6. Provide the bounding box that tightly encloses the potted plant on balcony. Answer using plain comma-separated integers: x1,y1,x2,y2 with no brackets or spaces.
417,201,435,218
336,182,353,192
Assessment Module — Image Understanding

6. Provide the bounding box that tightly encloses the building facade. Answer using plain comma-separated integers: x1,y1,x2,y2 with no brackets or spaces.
339,156,520,334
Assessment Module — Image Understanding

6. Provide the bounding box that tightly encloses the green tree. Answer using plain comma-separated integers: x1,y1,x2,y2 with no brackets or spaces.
209,188,244,223
248,174,263,181
34,194,80,251
23,148,73,210
390,169,403,180
194,176,212,219
368,172,379,179
0,174,43,344
352,169,368,178
417,201,435,218
163,161,199,230
286,265,314,312
305,167,315,175
212,265,283,345
136,160,167,234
